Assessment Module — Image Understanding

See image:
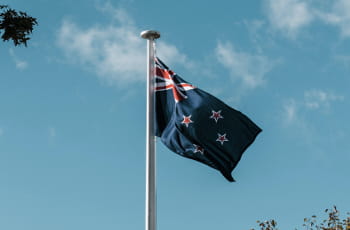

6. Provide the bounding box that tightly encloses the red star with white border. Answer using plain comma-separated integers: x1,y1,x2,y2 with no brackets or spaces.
210,110,223,123
193,144,204,154
181,115,193,127
216,133,229,145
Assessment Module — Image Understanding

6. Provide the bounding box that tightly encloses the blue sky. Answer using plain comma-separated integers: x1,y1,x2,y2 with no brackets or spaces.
1,0,349,229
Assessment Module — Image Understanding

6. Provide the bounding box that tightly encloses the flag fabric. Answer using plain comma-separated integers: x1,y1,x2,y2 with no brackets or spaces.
154,58,262,182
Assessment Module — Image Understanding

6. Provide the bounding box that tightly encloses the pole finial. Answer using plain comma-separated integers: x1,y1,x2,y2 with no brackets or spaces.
140,30,160,40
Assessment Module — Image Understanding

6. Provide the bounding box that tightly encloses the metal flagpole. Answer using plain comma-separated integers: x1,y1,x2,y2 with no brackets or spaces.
140,30,160,230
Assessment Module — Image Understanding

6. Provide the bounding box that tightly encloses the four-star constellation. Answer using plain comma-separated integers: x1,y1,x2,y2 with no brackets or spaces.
181,110,229,155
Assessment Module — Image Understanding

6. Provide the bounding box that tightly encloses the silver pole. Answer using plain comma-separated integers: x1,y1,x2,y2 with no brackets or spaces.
140,30,160,230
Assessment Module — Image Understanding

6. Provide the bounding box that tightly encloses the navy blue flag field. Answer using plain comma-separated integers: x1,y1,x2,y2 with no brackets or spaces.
154,58,262,182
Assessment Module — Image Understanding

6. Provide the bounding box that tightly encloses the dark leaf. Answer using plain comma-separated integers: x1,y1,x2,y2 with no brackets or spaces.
0,5,37,46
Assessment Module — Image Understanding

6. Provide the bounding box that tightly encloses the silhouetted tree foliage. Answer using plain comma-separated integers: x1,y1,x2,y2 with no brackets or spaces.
251,206,350,230
0,5,37,46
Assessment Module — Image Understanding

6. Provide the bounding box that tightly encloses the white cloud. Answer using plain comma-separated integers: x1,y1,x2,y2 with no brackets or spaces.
264,0,350,39
9,49,28,70
49,127,56,138
283,99,298,124
215,41,275,89
57,19,144,86
317,0,350,38
157,42,189,68
265,0,313,38
281,89,345,157
333,54,350,68
282,89,344,125
304,89,344,110
57,7,188,87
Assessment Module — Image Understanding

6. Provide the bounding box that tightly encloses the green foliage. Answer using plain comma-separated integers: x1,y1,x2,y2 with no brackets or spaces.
0,5,37,46
251,206,350,230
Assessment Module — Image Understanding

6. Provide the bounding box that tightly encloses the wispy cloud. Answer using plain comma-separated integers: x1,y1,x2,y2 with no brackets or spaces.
9,49,28,70
48,127,56,138
282,89,344,125
57,7,188,87
317,0,350,38
57,17,145,86
265,0,313,38
264,0,350,39
156,42,192,68
281,89,345,157
333,54,350,67
304,89,344,110
48,126,56,144
283,99,298,124
215,41,275,89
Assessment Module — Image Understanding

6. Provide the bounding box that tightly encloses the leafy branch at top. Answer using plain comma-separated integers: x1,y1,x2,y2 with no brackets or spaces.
0,5,38,46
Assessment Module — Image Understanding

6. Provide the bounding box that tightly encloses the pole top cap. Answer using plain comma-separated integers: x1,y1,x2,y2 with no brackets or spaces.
140,30,160,40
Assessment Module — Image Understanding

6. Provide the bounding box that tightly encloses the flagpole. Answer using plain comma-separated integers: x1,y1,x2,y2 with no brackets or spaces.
140,30,160,230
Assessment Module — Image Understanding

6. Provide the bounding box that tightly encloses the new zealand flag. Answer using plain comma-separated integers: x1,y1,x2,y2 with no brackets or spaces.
155,58,262,182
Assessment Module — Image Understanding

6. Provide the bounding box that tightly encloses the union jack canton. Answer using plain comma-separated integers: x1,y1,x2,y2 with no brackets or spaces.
155,58,195,102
